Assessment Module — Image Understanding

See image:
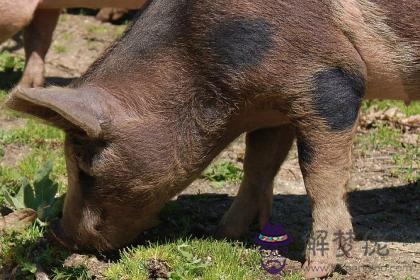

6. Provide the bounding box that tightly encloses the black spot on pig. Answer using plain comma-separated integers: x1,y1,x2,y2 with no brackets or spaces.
313,68,365,131
208,18,274,70
297,140,313,166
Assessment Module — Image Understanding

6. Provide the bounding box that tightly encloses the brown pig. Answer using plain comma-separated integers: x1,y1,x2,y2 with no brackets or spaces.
0,0,147,88
6,0,419,278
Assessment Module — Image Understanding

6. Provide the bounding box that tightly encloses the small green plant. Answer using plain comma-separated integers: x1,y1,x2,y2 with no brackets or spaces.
203,160,243,187
52,266,91,280
169,244,210,279
0,224,44,273
107,239,268,279
3,161,64,222
0,51,25,89
54,45,68,54
0,51,25,72
356,123,419,182
61,32,73,41
88,25,109,35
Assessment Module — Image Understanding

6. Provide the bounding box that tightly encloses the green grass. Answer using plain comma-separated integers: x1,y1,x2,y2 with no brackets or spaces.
362,100,420,117
87,25,109,35
53,45,68,54
357,100,419,182
0,118,66,192
0,102,81,278
0,51,25,73
0,119,64,146
61,32,74,42
116,25,128,36
107,239,273,280
0,93,66,206
0,52,25,90
203,161,243,188
0,224,45,275
401,277,416,280
0,88,8,98
0,224,87,279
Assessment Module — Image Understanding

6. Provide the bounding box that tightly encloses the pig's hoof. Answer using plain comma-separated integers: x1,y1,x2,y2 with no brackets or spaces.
96,8,129,23
17,78,44,89
303,261,334,279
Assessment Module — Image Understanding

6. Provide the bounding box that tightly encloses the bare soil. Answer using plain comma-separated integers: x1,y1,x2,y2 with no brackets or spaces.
1,13,419,280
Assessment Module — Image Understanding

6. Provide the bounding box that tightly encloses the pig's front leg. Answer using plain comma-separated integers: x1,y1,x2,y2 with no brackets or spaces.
19,9,60,88
296,69,364,278
216,125,295,238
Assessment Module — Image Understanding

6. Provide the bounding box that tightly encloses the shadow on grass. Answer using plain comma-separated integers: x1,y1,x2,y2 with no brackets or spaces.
125,182,419,262
0,71,21,91
2,178,417,277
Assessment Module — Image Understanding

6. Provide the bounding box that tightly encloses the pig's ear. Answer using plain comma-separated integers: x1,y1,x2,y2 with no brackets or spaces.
6,87,108,138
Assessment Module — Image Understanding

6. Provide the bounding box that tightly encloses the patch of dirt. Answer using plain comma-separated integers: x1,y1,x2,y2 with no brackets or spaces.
0,114,26,131
0,208,37,234
146,258,171,280
360,106,420,132
0,144,31,167
64,254,110,279
44,14,124,83
0,13,124,87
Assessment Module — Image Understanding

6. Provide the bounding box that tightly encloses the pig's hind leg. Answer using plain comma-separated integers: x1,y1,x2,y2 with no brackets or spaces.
19,9,60,88
216,125,295,238
295,68,365,278
0,0,39,43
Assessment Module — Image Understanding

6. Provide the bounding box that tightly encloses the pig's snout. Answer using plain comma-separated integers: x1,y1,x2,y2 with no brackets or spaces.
49,220,79,251
49,219,111,252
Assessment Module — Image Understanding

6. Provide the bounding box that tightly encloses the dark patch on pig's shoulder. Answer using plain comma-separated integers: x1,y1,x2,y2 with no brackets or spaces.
297,140,314,166
312,68,365,131
208,18,275,70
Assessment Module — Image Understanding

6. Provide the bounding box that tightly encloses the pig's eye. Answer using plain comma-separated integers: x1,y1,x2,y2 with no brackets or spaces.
71,138,106,175
72,137,84,146
79,168,96,196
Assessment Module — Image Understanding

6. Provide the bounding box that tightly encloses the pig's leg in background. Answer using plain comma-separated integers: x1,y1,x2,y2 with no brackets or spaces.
96,8,130,23
19,9,60,88
0,0,39,43
39,0,145,9
295,70,364,278
216,125,295,238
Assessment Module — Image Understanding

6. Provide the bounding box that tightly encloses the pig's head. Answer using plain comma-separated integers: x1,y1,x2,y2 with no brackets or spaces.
6,86,181,251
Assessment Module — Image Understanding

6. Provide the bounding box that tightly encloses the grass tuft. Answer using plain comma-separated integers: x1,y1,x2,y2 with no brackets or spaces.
203,161,243,187
106,239,267,280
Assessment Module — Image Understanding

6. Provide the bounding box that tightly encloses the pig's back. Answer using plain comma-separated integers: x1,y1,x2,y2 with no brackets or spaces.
77,0,419,102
